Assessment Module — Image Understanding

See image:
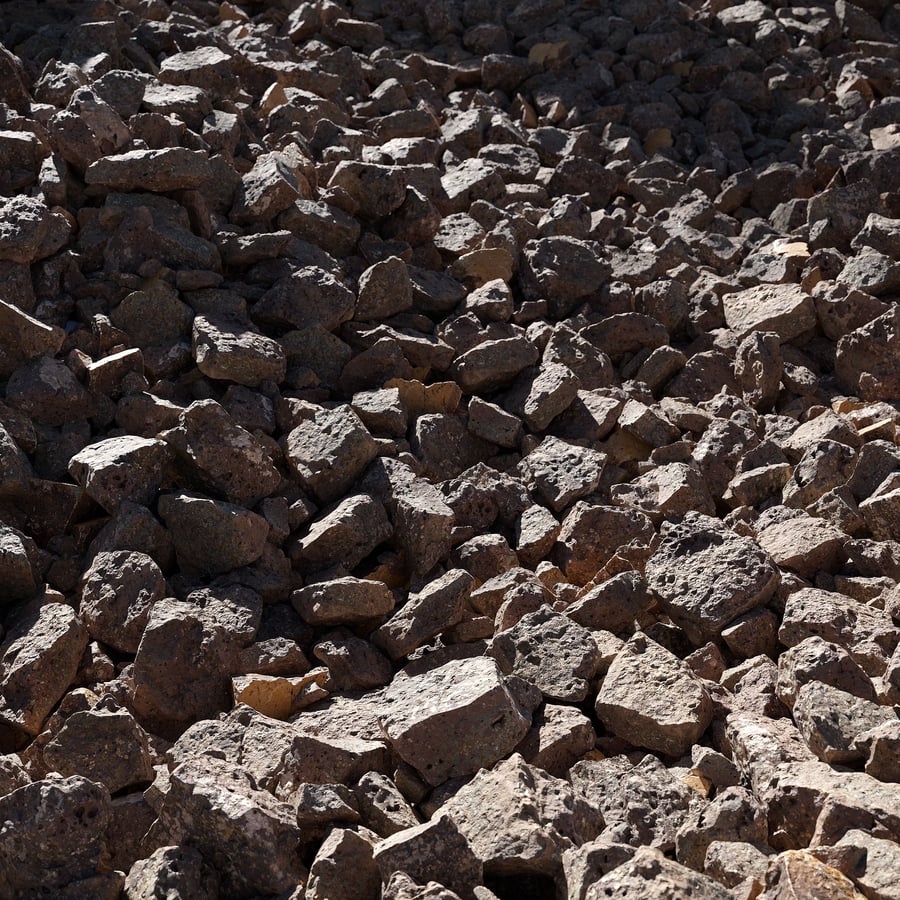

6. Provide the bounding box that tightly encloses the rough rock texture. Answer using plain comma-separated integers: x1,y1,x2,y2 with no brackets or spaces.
0,0,899,895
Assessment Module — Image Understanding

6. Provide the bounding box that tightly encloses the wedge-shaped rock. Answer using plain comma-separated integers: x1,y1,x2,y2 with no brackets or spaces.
595,633,712,757
0,523,39,606
451,335,539,394
515,703,597,777
611,462,714,523
645,512,779,645
372,568,473,660
69,435,170,514
283,405,378,504
85,147,214,191
489,606,600,703
439,753,602,876
161,399,280,507
587,847,731,900
0,775,111,897
0,602,88,740
292,576,395,626
193,313,286,387
722,282,815,341
377,656,530,786
760,851,866,900
254,265,355,332
836,830,900,900
149,756,306,898
158,491,269,576
373,815,482,899
6,356,94,425
775,636,877,709
0,298,65,377
290,493,392,574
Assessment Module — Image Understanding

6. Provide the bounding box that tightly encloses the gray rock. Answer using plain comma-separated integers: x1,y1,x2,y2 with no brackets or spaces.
519,436,607,514
595,633,713,757
489,606,600,703
377,656,530,786
292,576,395,626
193,313,286,387
306,827,381,900
124,845,218,900
645,513,779,645
438,753,603,876
157,491,269,576
0,602,88,740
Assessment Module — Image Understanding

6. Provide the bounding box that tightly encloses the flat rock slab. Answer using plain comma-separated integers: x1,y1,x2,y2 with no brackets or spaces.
756,515,846,578
595,633,713,758
645,512,780,644
377,656,530,786
722,283,816,341
85,147,214,191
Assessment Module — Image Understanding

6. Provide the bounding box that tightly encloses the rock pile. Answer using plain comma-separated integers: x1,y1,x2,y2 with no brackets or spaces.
0,0,898,897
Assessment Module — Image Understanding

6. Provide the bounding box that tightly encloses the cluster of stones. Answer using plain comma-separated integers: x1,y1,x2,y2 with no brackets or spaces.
0,0,899,897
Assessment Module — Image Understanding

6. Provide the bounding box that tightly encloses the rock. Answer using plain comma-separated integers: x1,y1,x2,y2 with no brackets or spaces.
438,754,602,876
515,703,596,777
6,357,94,426
775,636,877,709
292,576,395,626
373,814,483,899
759,850,866,900
595,633,713,757
0,524,40,606
377,656,530,786
373,569,473,660
451,336,539,394
355,771,420,837
68,435,170,514
192,313,286,387
85,147,214,191
160,400,280,507
79,550,165,654
290,492,392,574
756,515,846,578
586,847,732,899
124,845,218,900
519,436,607,514
645,513,779,645
306,828,381,899
149,756,307,897
42,706,154,794
0,775,111,897
283,405,378,505
489,606,600,702
836,830,900,900
0,196,70,264
722,283,816,341
836,307,900,401
792,681,895,764
356,255,414,321
157,492,269,576
0,602,88,741
255,266,355,332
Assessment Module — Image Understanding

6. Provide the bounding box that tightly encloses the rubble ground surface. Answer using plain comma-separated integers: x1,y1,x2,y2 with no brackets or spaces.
0,0,899,897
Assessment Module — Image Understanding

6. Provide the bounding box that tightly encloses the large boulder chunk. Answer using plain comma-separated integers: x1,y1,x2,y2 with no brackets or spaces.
594,633,713,758
836,306,900,401
438,754,603,876
377,656,531,786
645,513,779,644
0,602,88,741
0,775,111,897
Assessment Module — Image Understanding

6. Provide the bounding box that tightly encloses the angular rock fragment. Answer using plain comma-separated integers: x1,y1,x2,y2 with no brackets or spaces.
595,633,713,757
193,314,286,387
645,513,779,644
377,656,530,786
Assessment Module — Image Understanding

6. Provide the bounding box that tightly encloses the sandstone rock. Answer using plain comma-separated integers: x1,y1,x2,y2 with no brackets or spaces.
377,656,530,786
595,633,713,757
